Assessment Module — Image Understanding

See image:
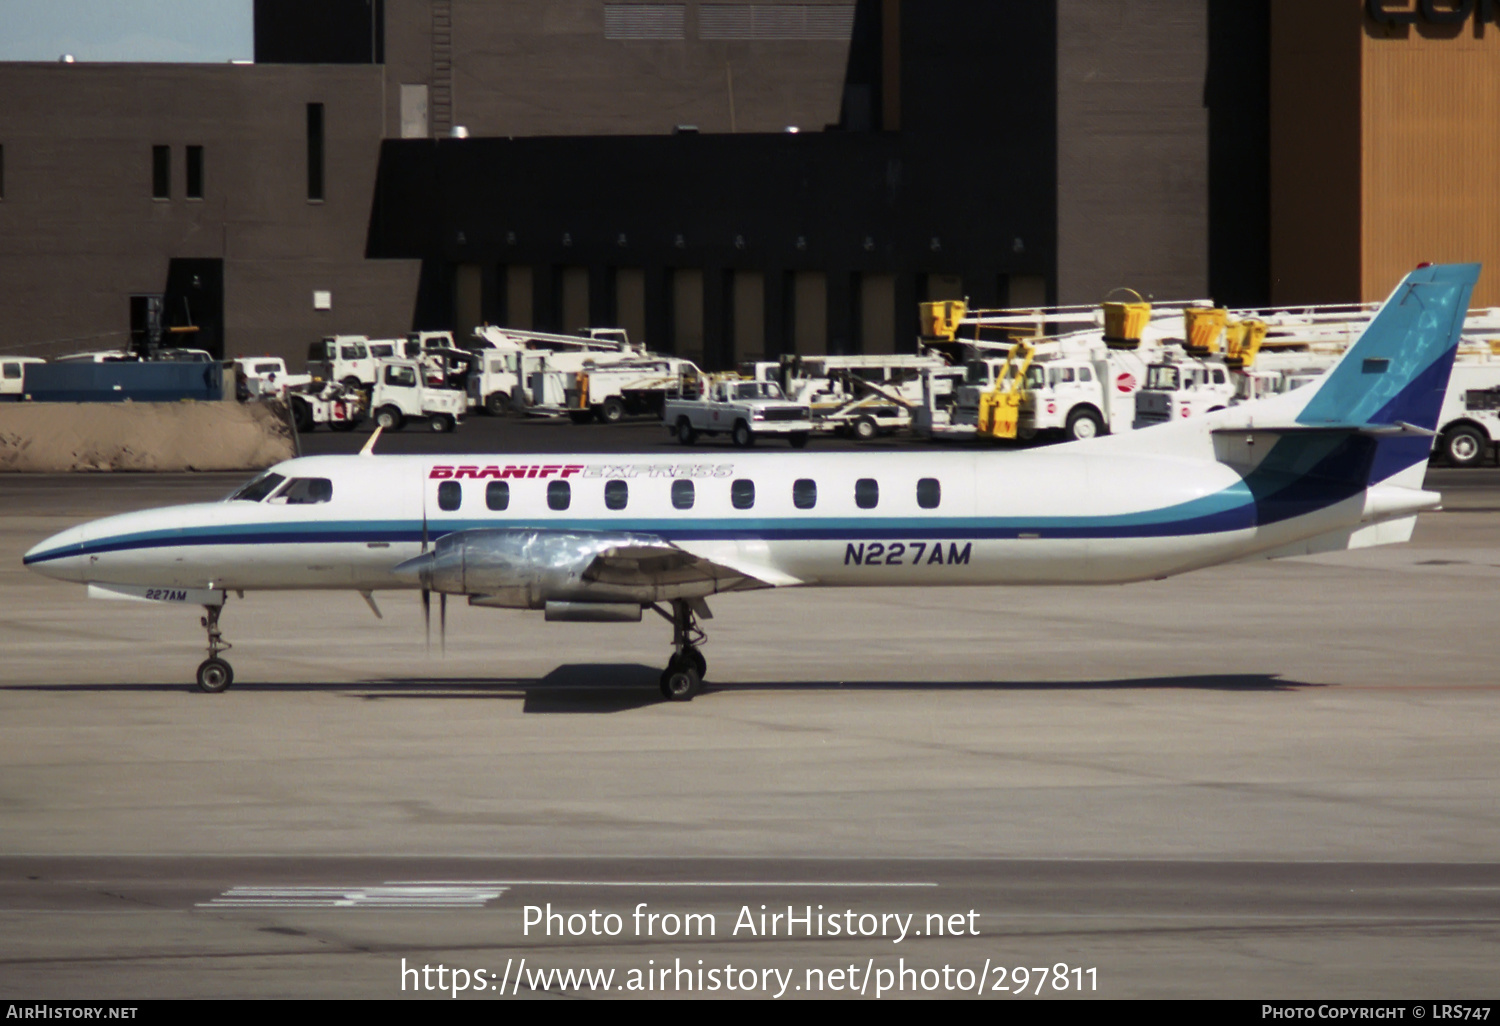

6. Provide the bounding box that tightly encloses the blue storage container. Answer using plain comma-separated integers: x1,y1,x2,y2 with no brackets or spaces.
22,362,223,402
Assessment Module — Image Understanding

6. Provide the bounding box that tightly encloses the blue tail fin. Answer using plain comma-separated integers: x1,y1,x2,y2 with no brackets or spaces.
1296,263,1479,431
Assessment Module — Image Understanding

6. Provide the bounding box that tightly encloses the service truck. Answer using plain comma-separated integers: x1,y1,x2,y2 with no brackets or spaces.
1433,358,1500,467
305,335,377,389
368,358,467,432
288,381,363,432
664,377,813,447
565,356,700,423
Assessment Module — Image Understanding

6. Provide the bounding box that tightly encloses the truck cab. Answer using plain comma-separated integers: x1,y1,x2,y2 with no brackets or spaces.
306,335,376,389
1133,355,1235,427
369,358,467,433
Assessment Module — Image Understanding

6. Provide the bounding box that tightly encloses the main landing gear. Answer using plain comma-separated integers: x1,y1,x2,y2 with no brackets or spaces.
654,598,708,701
196,601,234,693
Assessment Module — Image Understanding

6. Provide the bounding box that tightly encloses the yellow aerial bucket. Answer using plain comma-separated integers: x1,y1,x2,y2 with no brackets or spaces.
1224,319,1267,369
1102,288,1150,349
919,300,967,341
1184,307,1228,355
978,390,1022,439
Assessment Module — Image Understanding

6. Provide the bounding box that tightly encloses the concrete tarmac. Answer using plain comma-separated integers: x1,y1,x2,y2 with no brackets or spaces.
1,465,1498,998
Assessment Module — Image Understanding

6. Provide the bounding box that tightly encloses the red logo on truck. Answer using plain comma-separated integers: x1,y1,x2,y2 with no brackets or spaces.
1115,373,1136,393
429,465,583,479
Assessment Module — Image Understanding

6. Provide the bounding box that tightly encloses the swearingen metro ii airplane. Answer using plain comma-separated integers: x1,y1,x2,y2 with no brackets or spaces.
23,264,1478,700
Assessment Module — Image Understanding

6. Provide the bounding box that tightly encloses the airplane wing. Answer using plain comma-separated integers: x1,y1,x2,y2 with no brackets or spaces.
583,539,798,591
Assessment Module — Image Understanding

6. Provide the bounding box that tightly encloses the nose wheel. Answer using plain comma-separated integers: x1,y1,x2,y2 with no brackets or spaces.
657,598,708,701
195,601,234,693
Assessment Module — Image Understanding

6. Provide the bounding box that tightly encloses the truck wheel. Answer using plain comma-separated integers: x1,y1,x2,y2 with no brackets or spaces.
485,392,510,416
291,398,314,432
374,406,405,432
341,376,362,391
676,417,696,445
853,416,878,441
1065,407,1104,441
1444,424,1488,467
328,418,358,433
732,421,755,448
598,397,626,424
789,432,809,449
429,415,454,433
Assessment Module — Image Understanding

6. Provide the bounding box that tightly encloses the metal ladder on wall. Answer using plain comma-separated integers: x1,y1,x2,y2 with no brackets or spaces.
431,0,453,136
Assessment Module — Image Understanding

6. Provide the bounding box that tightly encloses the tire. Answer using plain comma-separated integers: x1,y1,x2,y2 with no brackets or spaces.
600,397,626,424
291,399,313,432
484,392,510,416
1065,406,1105,442
676,417,696,445
685,648,707,679
732,420,755,448
428,414,454,433
659,664,702,701
196,658,233,693
1444,424,1488,468
569,411,594,425
328,417,358,432
789,432,809,449
853,416,878,441
374,405,405,431
341,376,363,391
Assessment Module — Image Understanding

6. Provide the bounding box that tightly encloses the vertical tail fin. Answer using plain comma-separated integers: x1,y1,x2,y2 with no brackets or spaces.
1295,263,1478,431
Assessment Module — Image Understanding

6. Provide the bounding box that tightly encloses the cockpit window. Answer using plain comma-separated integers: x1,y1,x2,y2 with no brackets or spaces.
271,477,333,505
228,471,286,502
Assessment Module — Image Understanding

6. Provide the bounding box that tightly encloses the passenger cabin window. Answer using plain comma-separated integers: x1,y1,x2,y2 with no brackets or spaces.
385,364,417,388
274,477,333,505
436,481,461,511
605,480,628,510
731,479,755,510
486,481,509,511
917,478,941,509
793,479,817,510
548,480,571,510
855,478,879,509
230,471,285,502
671,479,695,510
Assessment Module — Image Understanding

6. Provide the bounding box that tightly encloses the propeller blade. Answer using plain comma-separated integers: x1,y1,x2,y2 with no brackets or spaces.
422,587,431,652
439,592,447,655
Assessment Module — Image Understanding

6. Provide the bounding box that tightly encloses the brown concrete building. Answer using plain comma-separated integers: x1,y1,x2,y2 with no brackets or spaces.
1272,0,1500,307
4,0,1493,372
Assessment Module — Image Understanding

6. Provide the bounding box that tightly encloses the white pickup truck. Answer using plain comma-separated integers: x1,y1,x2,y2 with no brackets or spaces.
664,379,813,448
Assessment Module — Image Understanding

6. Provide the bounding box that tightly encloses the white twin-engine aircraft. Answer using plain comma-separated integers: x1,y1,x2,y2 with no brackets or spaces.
24,264,1478,699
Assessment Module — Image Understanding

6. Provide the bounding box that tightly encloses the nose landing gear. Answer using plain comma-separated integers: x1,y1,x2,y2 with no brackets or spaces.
655,598,708,701
195,601,234,693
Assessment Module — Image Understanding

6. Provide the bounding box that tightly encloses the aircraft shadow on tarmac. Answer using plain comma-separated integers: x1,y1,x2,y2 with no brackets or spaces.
2,665,1324,712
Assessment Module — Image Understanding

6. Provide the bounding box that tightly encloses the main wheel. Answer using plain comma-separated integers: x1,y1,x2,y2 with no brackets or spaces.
196,658,233,693
374,405,405,431
789,432,809,449
600,397,626,424
659,663,702,701
853,416,878,441
1065,407,1105,441
684,647,707,679
732,421,755,448
1444,424,1488,467
485,392,510,416
676,417,696,445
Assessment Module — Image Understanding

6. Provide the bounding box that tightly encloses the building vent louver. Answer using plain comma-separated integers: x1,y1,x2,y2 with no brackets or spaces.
699,4,855,40
604,4,687,39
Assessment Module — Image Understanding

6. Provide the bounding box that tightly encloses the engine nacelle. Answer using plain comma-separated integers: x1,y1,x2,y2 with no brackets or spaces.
392,528,719,609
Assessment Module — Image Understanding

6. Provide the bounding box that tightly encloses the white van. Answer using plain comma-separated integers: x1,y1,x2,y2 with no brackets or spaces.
0,357,45,399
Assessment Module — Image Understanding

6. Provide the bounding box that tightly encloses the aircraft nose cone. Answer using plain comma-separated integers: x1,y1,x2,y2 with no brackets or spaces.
22,523,92,582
